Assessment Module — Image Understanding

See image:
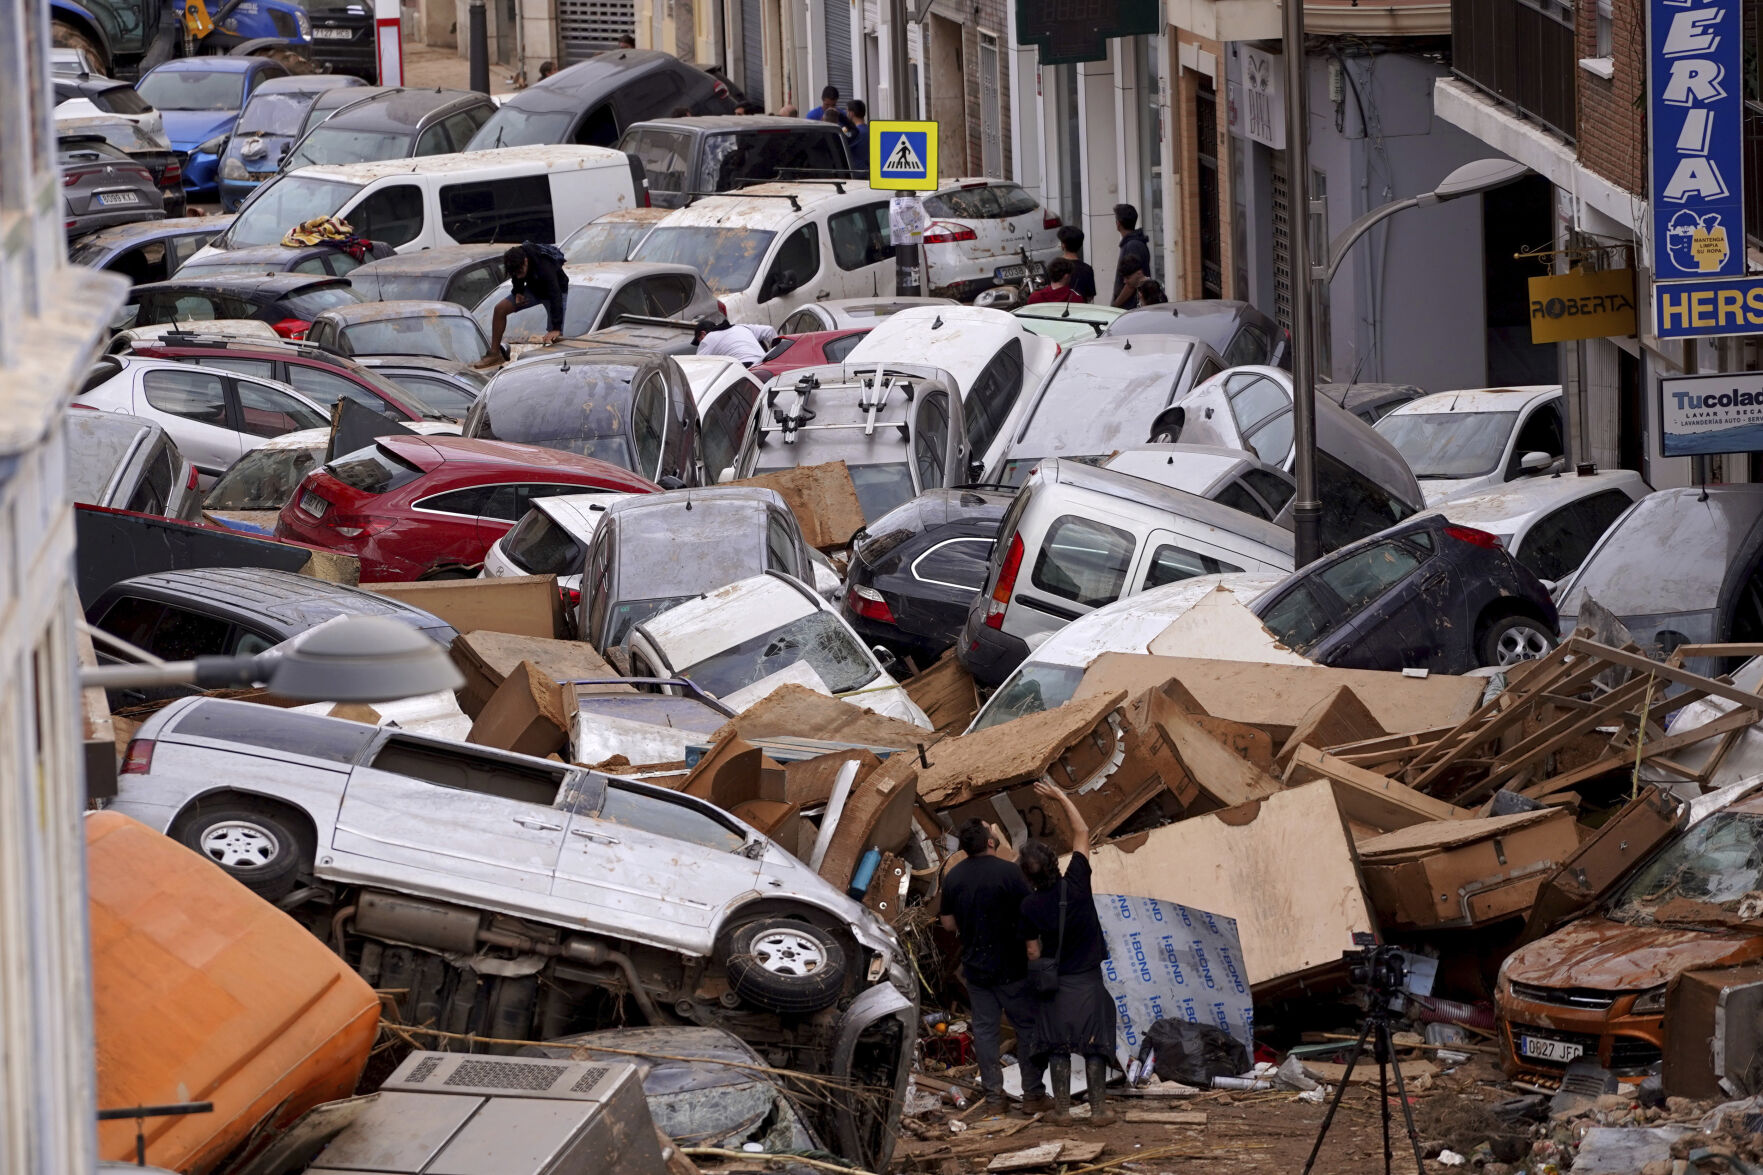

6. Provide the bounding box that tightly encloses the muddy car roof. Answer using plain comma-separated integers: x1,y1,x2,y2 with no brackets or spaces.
134,272,354,297
346,244,509,276
91,567,452,634
315,87,486,129
629,114,840,133
315,299,474,324
1035,457,1296,555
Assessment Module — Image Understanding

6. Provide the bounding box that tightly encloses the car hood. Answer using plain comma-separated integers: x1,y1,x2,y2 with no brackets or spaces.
225,131,298,166
160,110,237,151
1419,474,1498,507
1503,914,1763,991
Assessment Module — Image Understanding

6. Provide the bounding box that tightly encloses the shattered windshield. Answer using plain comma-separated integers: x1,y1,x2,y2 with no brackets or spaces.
1607,811,1763,926
1375,411,1517,479
680,611,877,697
206,445,321,509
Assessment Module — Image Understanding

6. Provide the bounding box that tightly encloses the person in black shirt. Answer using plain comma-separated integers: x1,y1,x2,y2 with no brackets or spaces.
1111,203,1152,305
1019,781,1117,1126
477,242,567,368
1055,225,1096,302
939,820,1050,1116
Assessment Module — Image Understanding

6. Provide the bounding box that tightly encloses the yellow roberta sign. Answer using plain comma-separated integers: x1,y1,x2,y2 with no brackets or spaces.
1527,268,1637,344
869,120,938,191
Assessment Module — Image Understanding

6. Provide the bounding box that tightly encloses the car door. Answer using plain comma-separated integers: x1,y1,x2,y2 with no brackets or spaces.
331,734,571,903
1133,531,1248,593
1304,535,1440,670
344,182,425,250
228,375,329,443
1505,398,1566,481
912,387,954,492
826,202,896,299
135,366,243,477
1012,511,1140,640
700,375,761,484
552,777,762,956
756,222,825,323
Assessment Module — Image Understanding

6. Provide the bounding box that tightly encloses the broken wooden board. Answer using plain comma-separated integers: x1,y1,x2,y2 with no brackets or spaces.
1122,1110,1208,1126
1151,694,1282,808
1192,715,1275,772
916,691,1127,807
1277,685,1386,770
1084,781,1373,988
1285,745,1470,831
1301,1059,1437,1085
708,683,935,749
987,1144,1065,1171
1041,1140,1107,1161
905,649,981,735
726,461,866,550
1074,653,1485,739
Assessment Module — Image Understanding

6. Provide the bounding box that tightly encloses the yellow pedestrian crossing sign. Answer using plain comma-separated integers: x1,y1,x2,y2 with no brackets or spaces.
870,120,938,190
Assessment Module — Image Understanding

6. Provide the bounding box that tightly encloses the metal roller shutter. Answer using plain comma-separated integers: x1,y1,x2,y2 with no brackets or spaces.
560,0,636,64
741,0,765,101
823,0,852,103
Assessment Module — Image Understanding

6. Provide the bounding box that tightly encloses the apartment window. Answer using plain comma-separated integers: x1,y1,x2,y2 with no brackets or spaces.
1595,0,1612,59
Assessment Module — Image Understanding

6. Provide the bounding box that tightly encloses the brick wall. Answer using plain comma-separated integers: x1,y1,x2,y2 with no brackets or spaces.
961,0,1012,177
1574,0,1645,196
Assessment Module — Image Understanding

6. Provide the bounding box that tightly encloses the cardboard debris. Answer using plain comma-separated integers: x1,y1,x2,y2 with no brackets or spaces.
450,630,626,718
1277,685,1386,771
860,851,910,924
727,461,867,551
1145,585,1316,664
1072,653,1485,740
1663,961,1763,1098
709,683,935,749
1191,714,1275,772
467,661,572,758
1356,807,1580,929
1084,781,1374,989
904,649,980,735
679,733,787,808
817,752,919,890
784,749,885,806
1151,694,1282,809
916,691,1126,808
368,575,565,640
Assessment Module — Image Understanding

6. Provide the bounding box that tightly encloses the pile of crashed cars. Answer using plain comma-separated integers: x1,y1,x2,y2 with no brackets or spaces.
64,47,1763,1175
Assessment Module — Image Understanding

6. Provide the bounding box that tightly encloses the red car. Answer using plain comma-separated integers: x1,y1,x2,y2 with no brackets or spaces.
131,336,453,424
750,328,870,382
275,434,658,581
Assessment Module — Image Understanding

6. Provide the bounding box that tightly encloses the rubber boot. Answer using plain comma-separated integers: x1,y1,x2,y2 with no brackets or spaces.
1085,1056,1117,1126
1047,1054,1073,1125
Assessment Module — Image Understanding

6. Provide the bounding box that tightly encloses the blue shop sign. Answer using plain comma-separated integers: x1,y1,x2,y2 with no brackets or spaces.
1649,0,1745,285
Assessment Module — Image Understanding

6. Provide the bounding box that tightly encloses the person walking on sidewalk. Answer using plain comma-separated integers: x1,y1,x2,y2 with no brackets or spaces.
1111,203,1152,305
938,820,1050,1117
476,241,567,367
1019,781,1117,1127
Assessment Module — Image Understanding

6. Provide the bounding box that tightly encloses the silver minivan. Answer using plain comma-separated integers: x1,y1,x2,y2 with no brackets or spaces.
956,457,1295,684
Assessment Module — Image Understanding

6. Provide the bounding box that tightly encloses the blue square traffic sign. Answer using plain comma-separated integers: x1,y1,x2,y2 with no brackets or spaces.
869,120,938,190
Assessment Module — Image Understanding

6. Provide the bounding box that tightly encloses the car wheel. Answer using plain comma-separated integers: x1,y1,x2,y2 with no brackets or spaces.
52,21,109,77
1480,614,1554,668
176,800,311,899
721,917,847,1014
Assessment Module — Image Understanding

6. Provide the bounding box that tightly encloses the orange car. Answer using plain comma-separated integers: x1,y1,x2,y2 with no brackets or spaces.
1497,791,1763,1084
88,811,380,1174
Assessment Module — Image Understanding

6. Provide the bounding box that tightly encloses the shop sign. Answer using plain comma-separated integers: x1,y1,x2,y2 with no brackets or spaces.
1661,371,1763,456
1527,269,1637,343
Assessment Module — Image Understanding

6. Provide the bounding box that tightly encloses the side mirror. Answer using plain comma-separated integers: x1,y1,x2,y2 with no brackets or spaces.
871,644,901,675
1148,406,1185,445
717,466,736,484
968,458,986,483
1519,450,1553,473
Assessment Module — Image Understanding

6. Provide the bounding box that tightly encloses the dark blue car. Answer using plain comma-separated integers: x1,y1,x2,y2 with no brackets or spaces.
135,57,291,200
217,75,366,211
1253,514,1559,674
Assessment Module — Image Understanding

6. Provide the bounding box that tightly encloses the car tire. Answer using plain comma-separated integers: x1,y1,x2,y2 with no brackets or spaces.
1479,614,1554,668
52,21,109,77
175,799,311,900
721,918,847,1014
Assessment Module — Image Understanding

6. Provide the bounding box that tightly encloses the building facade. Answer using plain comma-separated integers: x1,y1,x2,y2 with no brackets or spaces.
0,1,129,1172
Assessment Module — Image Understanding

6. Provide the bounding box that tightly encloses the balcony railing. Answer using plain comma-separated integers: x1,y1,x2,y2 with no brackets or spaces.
1451,0,1578,142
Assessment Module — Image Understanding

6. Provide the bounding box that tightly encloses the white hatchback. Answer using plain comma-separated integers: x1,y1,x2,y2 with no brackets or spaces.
920,180,1061,301
625,571,932,727
1375,385,1568,506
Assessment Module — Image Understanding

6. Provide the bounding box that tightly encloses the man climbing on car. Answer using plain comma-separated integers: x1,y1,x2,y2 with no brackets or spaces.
476,241,568,367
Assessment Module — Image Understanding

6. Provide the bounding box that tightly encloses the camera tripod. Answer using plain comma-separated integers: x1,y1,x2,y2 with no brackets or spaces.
1298,989,1427,1175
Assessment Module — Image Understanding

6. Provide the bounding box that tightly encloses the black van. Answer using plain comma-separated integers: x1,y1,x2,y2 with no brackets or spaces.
617,116,854,208
468,49,737,151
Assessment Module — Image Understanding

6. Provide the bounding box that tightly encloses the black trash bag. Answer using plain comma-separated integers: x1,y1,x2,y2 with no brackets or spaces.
1145,1019,1250,1087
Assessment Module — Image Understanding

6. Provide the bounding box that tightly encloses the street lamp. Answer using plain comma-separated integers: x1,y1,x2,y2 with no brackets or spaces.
80,615,463,703
1320,158,1530,284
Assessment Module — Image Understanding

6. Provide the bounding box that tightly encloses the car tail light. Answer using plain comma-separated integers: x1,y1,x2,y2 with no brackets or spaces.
984,533,1024,630
847,583,895,624
713,80,729,98
1043,213,1062,229
162,161,182,187
561,585,581,608
923,223,977,245
329,516,393,538
1444,524,1503,550
716,300,726,316
120,739,154,775
185,464,199,491
271,318,311,339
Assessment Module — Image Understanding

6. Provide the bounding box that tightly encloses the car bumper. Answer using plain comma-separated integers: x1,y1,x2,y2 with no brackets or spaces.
180,153,221,198
1496,987,1663,1084
955,604,1029,687
841,601,951,666
217,173,276,212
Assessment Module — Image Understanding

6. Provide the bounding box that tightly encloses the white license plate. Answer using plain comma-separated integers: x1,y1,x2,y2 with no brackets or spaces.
1520,1036,1584,1063
313,26,353,37
95,191,140,206
299,490,329,518
993,263,1029,281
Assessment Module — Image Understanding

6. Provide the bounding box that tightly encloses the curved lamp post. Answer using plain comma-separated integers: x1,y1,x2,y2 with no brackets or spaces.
1321,158,1531,284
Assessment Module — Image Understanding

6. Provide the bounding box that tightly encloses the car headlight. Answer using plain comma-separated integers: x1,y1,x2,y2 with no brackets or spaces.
1631,985,1668,1014
195,135,228,157
296,8,312,36
219,156,249,180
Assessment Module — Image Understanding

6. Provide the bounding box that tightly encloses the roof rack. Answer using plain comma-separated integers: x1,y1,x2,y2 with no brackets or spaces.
684,190,801,211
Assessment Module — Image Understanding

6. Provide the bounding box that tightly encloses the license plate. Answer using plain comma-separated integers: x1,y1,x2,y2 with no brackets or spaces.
95,191,140,207
993,263,1029,281
299,490,329,518
313,26,353,37
1520,1036,1584,1063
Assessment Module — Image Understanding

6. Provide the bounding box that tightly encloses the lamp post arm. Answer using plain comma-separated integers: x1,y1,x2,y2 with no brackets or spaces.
1321,195,1427,284
80,653,273,692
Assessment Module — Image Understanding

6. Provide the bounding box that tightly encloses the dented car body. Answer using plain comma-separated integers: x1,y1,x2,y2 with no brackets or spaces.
104,696,917,1169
